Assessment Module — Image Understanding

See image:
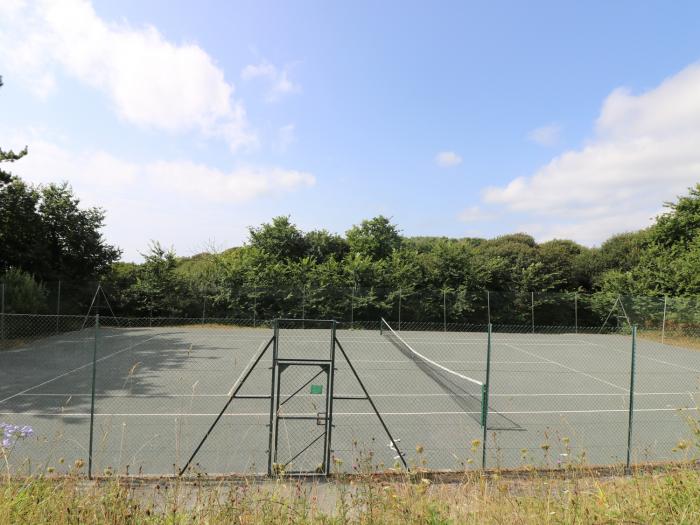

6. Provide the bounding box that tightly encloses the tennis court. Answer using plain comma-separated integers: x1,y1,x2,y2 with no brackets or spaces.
1,316,699,475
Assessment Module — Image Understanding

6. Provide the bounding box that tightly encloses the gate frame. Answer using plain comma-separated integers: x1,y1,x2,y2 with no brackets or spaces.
180,318,407,477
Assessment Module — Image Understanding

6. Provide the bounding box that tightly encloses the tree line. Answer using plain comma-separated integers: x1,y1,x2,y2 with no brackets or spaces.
3,76,700,327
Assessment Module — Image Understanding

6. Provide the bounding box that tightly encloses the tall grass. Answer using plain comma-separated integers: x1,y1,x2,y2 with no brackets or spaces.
2,466,700,523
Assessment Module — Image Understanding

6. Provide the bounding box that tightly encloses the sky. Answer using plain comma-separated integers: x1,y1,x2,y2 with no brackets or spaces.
2,0,700,261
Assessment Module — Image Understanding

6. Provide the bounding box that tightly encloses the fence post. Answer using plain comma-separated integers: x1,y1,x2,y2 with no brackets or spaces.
625,325,637,474
481,323,492,469
201,295,206,323
531,291,535,333
486,290,491,325
302,287,306,321
661,296,667,344
88,313,99,479
443,289,447,332
574,292,578,334
253,286,257,328
0,282,5,343
56,280,61,334
350,286,355,327
398,288,402,331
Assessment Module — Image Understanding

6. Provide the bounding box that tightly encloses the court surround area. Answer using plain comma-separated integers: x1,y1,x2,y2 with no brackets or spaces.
1,315,699,476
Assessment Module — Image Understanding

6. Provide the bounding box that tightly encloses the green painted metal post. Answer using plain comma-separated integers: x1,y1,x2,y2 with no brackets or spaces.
56,280,61,334
266,320,279,476
625,325,637,474
443,289,447,332
0,282,5,343
481,323,492,469
88,313,99,479
350,286,355,327
325,321,337,474
661,296,667,344
398,288,402,331
252,286,257,327
486,291,491,325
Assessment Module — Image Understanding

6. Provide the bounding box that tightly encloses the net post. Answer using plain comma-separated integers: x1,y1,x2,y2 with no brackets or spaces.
661,295,667,344
88,313,99,480
481,323,492,469
625,325,637,474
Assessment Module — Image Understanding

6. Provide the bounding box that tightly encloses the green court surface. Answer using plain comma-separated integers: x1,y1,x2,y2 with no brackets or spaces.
1,322,699,475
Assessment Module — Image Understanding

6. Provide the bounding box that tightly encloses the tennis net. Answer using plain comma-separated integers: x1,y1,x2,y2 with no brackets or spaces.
380,318,487,426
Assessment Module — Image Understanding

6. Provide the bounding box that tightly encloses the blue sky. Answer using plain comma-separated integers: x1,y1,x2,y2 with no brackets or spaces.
2,1,700,261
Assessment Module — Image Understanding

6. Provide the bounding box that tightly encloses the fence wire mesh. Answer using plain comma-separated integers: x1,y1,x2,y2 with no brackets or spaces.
2,287,700,476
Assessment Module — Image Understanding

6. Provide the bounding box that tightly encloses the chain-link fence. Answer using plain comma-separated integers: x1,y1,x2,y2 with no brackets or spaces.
0,279,659,330
3,286,700,476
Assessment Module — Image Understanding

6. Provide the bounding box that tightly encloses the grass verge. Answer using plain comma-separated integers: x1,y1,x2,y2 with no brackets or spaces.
2,466,700,523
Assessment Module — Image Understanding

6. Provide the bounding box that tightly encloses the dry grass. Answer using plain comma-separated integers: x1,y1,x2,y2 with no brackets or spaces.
2,466,700,524
638,329,700,351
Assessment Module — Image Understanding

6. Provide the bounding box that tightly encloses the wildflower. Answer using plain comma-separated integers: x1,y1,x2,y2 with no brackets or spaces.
676,440,690,451
416,444,424,454
0,422,34,448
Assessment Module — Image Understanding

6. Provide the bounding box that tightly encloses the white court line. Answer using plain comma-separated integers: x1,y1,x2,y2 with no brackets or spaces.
502,342,629,393
0,407,689,418
55,335,123,343
226,337,271,397
583,339,700,375
351,359,542,364
0,335,160,404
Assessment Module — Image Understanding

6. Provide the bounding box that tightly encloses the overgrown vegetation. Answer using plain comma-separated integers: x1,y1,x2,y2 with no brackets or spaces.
1,468,700,523
6,178,700,326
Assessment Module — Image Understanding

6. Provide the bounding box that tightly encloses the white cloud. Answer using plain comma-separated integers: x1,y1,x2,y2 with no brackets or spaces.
0,0,256,151
527,123,561,146
146,161,315,202
457,206,494,223
435,151,463,167
1,131,316,259
278,123,296,151
241,61,300,102
483,61,700,245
